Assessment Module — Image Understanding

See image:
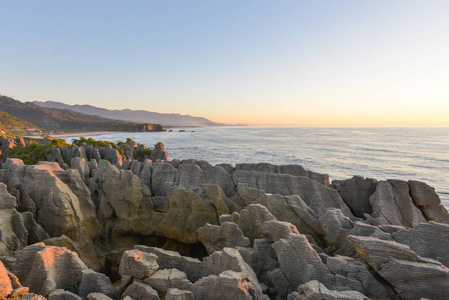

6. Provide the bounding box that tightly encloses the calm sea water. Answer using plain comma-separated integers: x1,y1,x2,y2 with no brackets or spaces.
64,126,449,207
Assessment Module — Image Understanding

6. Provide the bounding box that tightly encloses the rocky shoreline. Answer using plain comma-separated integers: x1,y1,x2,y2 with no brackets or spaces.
1,139,449,299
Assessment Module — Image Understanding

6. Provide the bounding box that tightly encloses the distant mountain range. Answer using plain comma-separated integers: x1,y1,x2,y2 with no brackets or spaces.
33,101,225,127
0,95,163,133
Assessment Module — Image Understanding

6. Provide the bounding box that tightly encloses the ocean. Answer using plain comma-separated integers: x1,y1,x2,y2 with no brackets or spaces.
63,126,449,207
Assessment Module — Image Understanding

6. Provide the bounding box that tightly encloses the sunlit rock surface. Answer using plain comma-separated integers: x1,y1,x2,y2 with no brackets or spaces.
1,143,448,299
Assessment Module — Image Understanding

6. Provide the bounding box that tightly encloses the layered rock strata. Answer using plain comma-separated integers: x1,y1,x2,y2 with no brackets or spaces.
0,145,448,299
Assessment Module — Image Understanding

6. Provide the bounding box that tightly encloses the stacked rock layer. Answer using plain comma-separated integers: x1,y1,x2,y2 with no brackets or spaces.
1,142,448,299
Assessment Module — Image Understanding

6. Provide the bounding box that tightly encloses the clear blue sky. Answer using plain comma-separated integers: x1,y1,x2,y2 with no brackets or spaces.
1,1,449,125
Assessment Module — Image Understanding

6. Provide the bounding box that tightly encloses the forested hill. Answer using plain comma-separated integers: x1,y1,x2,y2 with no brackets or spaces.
0,109,37,130
0,95,164,133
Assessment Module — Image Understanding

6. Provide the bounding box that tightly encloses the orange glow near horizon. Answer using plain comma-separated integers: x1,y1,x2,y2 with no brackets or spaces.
207,106,449,127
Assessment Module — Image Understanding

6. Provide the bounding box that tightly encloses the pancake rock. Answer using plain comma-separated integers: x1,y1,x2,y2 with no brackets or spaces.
1,142,448,300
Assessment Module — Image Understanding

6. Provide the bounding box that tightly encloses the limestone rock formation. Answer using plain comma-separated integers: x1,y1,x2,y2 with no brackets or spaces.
151,142,169,161
392,221,449,267
144,268,193,292
121,280,160,300
0,183,28,257
367,180,426,227
0,260,46,300
48,289,82,300
348,235,449,300
2,143,449,300
408,180,449,223
289,280,369,300
332,176,377,218
119,250,159,280
198,222,250,254
165,288,194,300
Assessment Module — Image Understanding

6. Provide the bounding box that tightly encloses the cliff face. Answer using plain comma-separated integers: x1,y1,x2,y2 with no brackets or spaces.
1,143,449,299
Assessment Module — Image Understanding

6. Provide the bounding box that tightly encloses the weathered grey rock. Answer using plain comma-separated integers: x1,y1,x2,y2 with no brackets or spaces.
47,146,65,168
271,232,392,299
88,159,98,174
151,142,169,161
129,161,143,177
272,233,328,291
77,269,117,299
91,148,102,163
0,256,15,272
192,270,269,300
368,180,426,227
198,222,250,254
20,211,49,244
238,182,325,239
177,163,206,190
144,268,193,292
235,204,276,243
263,220,299,242
71,157,90,181
319,209,353,250
292,280,368,300
251,239,279,283
100,184,219,244
119,250,159,280
87,292,114,300
0,187,28,256
325,255,392,298
103,166,147,220
13,243,46,283
232,170,353,220
155,187,219,243
120,160,132,170
393,221,449,267
151,162,178,196
18,245,88,297
121,280,160,300
140,159,153,189
48,289,82,300
203,248,264,296
408,180,449,224
348,235,449,300
0,182,16,209
99,146,123,167
236,183,266,207
235,163,329,186
134,246,206,283
332,176,377,218
200,183,240,214
165,288,194,300
70,146,87,161
177,164,237,198
2,161,98,252
267,268,291,298
216,163,235,174
334,221,394,257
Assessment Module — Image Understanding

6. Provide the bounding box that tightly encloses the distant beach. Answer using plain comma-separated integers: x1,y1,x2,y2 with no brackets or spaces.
49,131,117,139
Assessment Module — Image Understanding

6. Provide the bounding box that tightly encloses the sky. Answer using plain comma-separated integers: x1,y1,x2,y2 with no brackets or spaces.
1,1,449,126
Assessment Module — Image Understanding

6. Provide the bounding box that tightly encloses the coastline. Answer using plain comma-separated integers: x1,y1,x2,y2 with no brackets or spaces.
49,131,114,139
